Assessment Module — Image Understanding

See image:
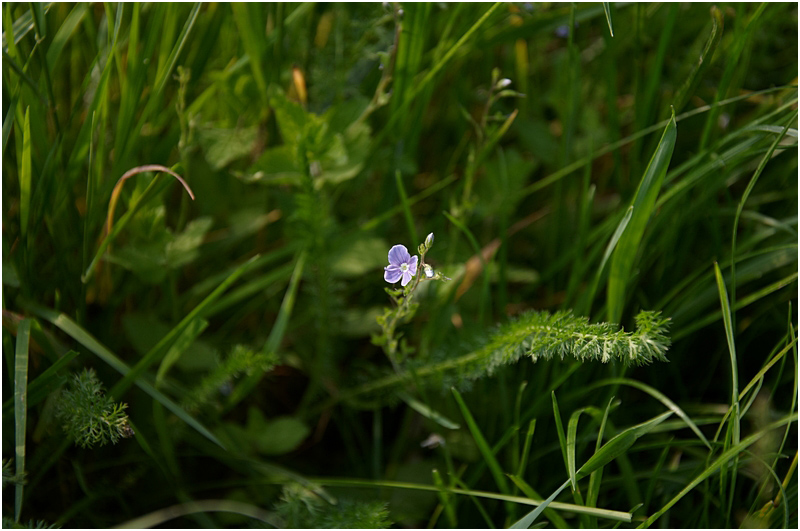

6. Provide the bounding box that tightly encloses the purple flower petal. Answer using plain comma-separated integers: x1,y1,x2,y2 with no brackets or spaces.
401,269,414,286
388,244,411,267
384,265,403,284
408,255,418,275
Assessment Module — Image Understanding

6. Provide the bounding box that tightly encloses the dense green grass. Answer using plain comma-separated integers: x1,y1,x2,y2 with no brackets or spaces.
2,2,797,528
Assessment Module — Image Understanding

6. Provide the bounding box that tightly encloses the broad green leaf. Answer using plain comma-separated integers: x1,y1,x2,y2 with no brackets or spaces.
197,125,258,170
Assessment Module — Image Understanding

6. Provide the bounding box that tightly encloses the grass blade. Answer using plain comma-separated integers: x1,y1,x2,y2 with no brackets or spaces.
602,2,614,37
607,110,677,323
590,378,711,449
713,262,740,446
510,478,572,529
578,411,673,479
14,318,31,522
451,387,509,495
583,205,633,315
638,413,798,528
19,106,31,243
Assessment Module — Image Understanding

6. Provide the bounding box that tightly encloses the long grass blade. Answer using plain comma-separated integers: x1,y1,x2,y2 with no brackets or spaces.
607,110,677,323
451,387,509,495
14,318,31,522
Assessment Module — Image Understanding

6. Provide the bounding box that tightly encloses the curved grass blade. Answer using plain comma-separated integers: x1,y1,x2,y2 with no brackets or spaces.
607,111,676,323
713,262,740,446
638,413,798,528
730,111,798,314
589,378,711,449
82,164,195,282
14,318,30,522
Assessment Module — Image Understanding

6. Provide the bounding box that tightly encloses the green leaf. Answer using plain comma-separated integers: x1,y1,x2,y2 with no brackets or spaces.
197,125,258,170
607,111,677,323
249,410,310,456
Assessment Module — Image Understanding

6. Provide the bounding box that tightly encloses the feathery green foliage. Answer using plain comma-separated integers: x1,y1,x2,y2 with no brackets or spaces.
55,370,133,449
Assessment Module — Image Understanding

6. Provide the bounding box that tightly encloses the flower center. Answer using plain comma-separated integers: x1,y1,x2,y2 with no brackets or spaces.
400,263,408,272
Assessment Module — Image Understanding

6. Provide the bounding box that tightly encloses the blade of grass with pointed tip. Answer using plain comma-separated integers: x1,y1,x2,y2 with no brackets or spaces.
398,391,460,430
510,478,572,529
602,3,614,37
22,301,225,449
507,474,569,529
451,388,509,497
639,413,798,529
607,111,677,323
14,318,30,522
550,391,569,478
578,411,673,480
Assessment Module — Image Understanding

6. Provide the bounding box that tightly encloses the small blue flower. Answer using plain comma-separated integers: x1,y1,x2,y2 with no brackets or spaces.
384,244,418,286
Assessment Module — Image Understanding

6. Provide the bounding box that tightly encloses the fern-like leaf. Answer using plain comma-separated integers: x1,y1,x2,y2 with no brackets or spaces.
346,310,670,403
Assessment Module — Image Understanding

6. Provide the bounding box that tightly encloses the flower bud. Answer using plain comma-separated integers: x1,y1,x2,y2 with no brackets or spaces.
425,232,434,249
424,264,434,278
496,78,512,89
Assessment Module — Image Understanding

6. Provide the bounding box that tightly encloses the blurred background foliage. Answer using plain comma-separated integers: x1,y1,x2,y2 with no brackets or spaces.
2,2,798,528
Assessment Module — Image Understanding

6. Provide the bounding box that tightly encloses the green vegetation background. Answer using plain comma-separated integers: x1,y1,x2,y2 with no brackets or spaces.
2,2,798,528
